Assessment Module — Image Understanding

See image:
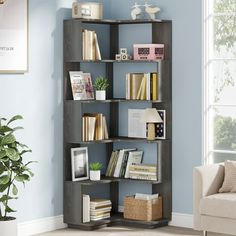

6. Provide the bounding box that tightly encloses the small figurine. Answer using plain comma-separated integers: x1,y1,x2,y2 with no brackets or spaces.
131,2,142,20
144,2,160,19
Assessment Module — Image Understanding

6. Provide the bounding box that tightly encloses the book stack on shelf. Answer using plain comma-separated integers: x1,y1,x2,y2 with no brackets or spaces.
129,164,157,181
82,113,109,141
83,29,101,60
126,72,158,100
90,199,112,221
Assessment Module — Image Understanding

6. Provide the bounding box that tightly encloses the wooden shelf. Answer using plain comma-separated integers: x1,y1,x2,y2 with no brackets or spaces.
73,137,169,144
65,176,160,186
68,213,169,230
65,18,171,25
65,99,163,104
65,59,166,63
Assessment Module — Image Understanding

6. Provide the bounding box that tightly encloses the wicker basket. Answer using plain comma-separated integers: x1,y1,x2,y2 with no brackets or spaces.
124,196,162,221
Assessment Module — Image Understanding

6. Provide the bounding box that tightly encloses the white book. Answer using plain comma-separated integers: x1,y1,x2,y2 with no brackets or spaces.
94,32,101,60
113,148,136,177
135,193,159,200
124,151,143,178
83,195,90,223
129,170,157,176
146,73,150,100
126,73,130,99
128,109,146,138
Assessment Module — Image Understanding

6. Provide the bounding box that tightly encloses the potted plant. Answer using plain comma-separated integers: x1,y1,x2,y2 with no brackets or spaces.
0,115,33,236
94,76,109,100
89,162,102,181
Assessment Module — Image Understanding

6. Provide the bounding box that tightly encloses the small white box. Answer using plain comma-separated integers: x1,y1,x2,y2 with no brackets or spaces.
120,48,128,55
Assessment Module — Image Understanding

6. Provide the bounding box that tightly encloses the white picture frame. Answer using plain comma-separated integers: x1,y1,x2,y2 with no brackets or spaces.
0,0,28,73
71,147,89,181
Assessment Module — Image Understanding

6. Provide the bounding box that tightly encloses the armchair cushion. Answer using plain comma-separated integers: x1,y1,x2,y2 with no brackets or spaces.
200,193,236,219
219,160,236,193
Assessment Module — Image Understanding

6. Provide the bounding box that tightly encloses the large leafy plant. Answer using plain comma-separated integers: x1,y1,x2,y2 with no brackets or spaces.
0,115,33,221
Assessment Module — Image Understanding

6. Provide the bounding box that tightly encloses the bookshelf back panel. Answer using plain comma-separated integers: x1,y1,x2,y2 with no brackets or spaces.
118,24,152,55
82,23,111,60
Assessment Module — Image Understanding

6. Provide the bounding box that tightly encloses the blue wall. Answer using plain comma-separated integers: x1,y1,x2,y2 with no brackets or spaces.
0,0,201,222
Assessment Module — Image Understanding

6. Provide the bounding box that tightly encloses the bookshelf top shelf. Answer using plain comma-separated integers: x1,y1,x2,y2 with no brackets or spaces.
65,18,172,25
65,99,164,104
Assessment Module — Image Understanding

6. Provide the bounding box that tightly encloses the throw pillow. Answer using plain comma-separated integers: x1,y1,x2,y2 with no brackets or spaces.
219,160,236,193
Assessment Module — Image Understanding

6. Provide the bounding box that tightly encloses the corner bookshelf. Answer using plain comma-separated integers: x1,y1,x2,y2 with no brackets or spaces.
63,18,172,230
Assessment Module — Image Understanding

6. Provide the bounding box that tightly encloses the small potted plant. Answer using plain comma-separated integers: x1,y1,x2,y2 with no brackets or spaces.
0,115,34,236
89,162,102,181
94,76,109,100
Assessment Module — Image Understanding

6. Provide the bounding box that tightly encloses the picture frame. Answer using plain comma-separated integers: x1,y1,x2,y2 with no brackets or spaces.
0,0,28,73
71,147,89,181
69,71,95,100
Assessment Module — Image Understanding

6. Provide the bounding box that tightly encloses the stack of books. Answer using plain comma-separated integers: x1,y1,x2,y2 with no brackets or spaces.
129,164,157,181
82,113,109,141
125,72,158,100
83,29,101,60
105,149,143,178
90,199,112,221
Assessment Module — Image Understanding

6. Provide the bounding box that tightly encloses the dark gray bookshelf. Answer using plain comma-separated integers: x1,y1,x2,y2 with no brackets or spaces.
63,18,172,230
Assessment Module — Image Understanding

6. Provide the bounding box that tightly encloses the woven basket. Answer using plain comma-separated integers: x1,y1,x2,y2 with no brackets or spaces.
124,196,162,221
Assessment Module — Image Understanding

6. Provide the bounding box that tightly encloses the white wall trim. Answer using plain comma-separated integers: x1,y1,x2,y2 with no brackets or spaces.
18,215,67,236
169,212,193,229
17,211,193,235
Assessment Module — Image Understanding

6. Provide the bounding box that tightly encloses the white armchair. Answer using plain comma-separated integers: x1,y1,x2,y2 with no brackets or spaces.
193,163,236,235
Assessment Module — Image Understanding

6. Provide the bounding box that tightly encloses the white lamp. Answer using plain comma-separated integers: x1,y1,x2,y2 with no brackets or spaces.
144,108,163,140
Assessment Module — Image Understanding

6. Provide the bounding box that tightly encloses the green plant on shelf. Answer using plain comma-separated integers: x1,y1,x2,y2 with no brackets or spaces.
94,76,109,91
89,162,103,171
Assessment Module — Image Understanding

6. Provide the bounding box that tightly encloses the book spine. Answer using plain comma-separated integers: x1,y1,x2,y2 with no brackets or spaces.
126,73,131,99
105,151,115,176
152,72,158,100
94,32,101,60
140,75,146,100
146,73,150,100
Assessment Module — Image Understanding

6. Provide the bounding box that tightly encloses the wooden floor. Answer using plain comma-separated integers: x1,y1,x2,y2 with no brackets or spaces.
37,226,228,236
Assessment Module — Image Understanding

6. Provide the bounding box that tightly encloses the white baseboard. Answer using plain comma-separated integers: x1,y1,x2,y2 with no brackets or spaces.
118,205,193,229
17,211,193,235
169,212,193,229
18,215,67,236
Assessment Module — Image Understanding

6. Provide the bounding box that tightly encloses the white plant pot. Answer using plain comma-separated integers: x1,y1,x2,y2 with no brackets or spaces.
0,218,17,236
96,90,106,100
90,170,101,181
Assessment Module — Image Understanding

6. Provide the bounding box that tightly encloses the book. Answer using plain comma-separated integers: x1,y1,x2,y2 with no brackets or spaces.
113,148,136,177
129,173,157,181
151,72,158,100
128,109,146,138
90,199,111,206
94,32,101,60
130,73,145,99
95,113,104,140
105,151,116,176
69,71,94,100
83,195,90,223
90,207,112,214
146,73,151,100
129,164,156,173
135,193,159,200
103,116,109,139
129,170,157,176
124,151,143,178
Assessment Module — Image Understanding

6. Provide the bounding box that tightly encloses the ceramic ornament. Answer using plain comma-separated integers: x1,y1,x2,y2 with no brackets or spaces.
144,2,160,19
131,2,142,20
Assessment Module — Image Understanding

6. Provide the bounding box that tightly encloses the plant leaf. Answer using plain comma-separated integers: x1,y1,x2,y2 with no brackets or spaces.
0,175,10,185
15,174,30,182
2,134,16,145
12,184,18,195
0,150,6,159
20,149,32,155
7,115,23,125
12,126,24,131
0,126,13,134
5,206,16,213
0,184,9,193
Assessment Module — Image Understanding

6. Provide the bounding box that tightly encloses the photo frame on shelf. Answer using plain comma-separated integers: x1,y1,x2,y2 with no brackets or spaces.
155,109,166,139
69,71,95,100
0,0,28,73
71,147,89,181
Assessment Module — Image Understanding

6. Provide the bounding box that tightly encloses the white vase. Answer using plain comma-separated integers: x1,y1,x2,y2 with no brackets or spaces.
90,170,101,181
96,90,106,100
0,218,17,236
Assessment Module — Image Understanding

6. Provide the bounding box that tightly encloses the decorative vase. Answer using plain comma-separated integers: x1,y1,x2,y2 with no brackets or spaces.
96,90,106,100
90,170,101,181
0,218,17,236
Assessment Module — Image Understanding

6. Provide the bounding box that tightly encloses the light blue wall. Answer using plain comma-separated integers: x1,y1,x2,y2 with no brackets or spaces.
0,0,201,222
109,0,202,214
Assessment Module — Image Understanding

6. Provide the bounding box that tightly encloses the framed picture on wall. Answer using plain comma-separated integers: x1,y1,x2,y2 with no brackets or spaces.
71,147,89,181
0,0,28,73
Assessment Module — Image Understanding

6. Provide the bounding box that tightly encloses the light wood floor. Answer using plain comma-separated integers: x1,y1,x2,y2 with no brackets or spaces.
37,226,228,236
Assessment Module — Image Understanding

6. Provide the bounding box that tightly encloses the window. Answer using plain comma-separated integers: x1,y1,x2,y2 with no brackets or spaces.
204,0,236,164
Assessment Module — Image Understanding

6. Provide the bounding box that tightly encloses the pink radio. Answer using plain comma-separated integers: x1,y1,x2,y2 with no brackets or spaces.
133,44,164,60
